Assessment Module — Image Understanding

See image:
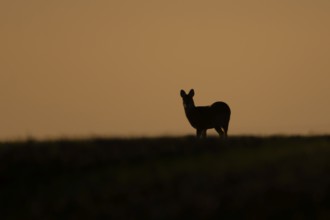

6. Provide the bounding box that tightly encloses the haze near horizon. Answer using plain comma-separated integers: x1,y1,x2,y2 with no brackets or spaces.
1,0,330,140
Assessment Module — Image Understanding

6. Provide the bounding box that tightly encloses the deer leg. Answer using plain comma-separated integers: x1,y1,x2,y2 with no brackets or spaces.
223,122,229,138
201,129,207,138
215,127,225,138
196,129,202,138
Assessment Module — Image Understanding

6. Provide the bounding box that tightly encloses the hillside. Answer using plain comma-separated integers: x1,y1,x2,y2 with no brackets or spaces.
1,136,330,219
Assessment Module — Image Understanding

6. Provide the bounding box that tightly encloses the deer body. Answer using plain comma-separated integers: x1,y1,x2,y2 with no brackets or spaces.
180,89,231,138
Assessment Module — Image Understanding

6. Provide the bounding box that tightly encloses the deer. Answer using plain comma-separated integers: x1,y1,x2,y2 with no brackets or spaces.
180,89,231,138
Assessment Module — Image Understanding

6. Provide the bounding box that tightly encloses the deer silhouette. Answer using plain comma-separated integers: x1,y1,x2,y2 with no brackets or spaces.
180,89,231,138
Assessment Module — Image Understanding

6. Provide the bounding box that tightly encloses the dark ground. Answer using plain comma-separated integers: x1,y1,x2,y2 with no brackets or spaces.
1,136,330,220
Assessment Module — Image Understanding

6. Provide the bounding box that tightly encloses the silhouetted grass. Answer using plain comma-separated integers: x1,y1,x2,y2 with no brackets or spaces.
1,136,330,219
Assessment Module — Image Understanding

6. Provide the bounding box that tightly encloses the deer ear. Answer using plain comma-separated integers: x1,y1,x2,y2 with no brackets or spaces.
180,90,186,97
188,89,195,97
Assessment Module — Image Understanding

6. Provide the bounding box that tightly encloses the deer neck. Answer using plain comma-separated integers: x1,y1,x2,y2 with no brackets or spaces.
184,102,196,114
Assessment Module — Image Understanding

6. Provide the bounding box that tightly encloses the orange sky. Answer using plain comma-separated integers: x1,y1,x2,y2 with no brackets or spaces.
1,0,330,139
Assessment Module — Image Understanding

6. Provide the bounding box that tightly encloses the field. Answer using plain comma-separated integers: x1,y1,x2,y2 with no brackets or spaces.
1,136,330,219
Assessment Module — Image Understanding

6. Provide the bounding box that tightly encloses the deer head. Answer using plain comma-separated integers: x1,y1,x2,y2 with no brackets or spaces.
180,89,195,109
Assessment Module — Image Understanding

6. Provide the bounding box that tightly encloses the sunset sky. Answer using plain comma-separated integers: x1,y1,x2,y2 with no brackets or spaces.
1,0,330,140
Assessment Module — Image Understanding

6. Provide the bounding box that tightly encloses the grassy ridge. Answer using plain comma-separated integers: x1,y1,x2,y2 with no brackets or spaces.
1,136,330,219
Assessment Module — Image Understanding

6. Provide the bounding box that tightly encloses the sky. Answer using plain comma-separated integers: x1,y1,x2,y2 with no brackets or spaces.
1,0,330,140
